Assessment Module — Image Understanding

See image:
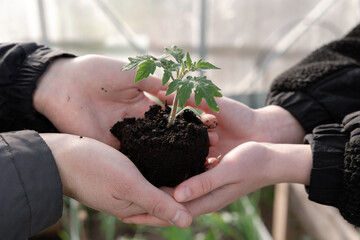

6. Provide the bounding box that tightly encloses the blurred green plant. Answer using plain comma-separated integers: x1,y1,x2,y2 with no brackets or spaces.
59,189,273,240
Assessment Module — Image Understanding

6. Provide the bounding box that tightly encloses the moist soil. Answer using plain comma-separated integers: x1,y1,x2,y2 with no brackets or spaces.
110,104,209,187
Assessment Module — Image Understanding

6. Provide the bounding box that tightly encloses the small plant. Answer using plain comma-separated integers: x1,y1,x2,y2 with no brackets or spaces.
112,46,221,187
122,45,222,127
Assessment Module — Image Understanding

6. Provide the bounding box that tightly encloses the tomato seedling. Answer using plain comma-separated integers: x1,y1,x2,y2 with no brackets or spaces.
122,45,222,127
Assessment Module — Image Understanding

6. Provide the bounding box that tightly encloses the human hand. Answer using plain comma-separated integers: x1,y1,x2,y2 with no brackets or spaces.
34,55,165,148
159,93,306,157
121,142,312,225
40,133,192,228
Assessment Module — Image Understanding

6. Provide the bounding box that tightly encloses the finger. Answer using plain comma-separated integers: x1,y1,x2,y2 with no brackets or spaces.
183,186,238,218
121,186,176,226
160,186,175,196
122,213,172,227
113,202,147,219
174,165,227,203
202,114,218,129
205,157,221,170
208,131,219,146
136,76,166,95
129,180,192,228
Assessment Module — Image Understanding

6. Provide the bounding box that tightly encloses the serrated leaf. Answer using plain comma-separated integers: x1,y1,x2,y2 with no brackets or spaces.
193,76,222,112
122,61,139,71
186,52,192,69
165,79,182,96
122,55,153,71
177,80,194,107
165,45,185,63
162,70,172,86
160,59,181,72
194,60,220,70
135,60,156,83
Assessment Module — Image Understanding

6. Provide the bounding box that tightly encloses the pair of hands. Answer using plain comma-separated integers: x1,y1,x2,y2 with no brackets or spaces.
120,94,311,226
33,54,310,228
34,55,192,228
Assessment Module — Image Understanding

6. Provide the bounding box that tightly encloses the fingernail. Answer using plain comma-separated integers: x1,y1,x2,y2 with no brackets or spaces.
168,209,180,225
168,209,191,228
176,186,192,202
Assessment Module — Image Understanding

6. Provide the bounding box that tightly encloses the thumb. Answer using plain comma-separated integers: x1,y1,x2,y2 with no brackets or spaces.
131,181,192,228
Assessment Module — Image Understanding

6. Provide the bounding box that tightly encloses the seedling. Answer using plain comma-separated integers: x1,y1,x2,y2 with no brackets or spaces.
121,45,222,127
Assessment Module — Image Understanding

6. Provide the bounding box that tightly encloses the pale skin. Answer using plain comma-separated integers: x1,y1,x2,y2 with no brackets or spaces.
40,133,192,228
121,95,313,226
33,55,201,228
33,55,168,149
34,55,311,228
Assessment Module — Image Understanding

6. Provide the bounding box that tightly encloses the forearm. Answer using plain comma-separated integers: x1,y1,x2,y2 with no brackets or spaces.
262,142,312,186
254,105,306,144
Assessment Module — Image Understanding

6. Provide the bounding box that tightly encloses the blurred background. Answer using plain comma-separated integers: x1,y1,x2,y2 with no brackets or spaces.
2,0,360,239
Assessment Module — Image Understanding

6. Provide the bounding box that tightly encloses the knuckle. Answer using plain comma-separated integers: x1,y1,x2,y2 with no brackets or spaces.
150,200,166,217
200,176,214,195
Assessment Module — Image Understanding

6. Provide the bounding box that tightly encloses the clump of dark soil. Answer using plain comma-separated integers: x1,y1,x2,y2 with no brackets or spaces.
110,105,209,187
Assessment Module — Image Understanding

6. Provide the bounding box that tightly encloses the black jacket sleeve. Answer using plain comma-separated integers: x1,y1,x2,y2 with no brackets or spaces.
0,43,75,238
265,24,360,226
266,24,360,133
0,130,62,239
0,42,75,132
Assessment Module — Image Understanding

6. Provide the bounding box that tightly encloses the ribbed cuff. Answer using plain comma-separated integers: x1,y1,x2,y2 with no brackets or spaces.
338,111,360,226
304,124,347,207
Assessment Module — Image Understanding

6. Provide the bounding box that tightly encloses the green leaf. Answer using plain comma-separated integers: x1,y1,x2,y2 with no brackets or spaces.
144,92,165,107
165,79,182,96
121,55,153,71
122,45,223,119
194,59,220,70
165,45,185,63
162,70,172,86
177,79,194,107
135,60,156,83
193,76,222,112
176,106,202,118
160,58,181,72
186,52,192,69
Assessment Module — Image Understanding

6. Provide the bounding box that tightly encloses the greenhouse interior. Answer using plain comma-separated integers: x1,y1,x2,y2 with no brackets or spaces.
1,0,360,239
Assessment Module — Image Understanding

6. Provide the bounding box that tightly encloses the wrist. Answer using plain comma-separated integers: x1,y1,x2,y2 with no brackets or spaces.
254,105,305,143
33,58,73,117
40,133,75,197
263,143,312,185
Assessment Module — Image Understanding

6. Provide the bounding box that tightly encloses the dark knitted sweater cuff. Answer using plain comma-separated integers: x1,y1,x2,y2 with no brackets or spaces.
338,111,360,226
304,124,347,207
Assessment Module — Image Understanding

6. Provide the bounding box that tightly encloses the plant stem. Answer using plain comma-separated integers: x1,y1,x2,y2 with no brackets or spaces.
166,65,188,127
167,91,179,127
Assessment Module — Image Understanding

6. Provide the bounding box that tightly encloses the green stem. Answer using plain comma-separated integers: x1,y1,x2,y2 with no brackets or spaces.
167,91,179,127
166,66,189,127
